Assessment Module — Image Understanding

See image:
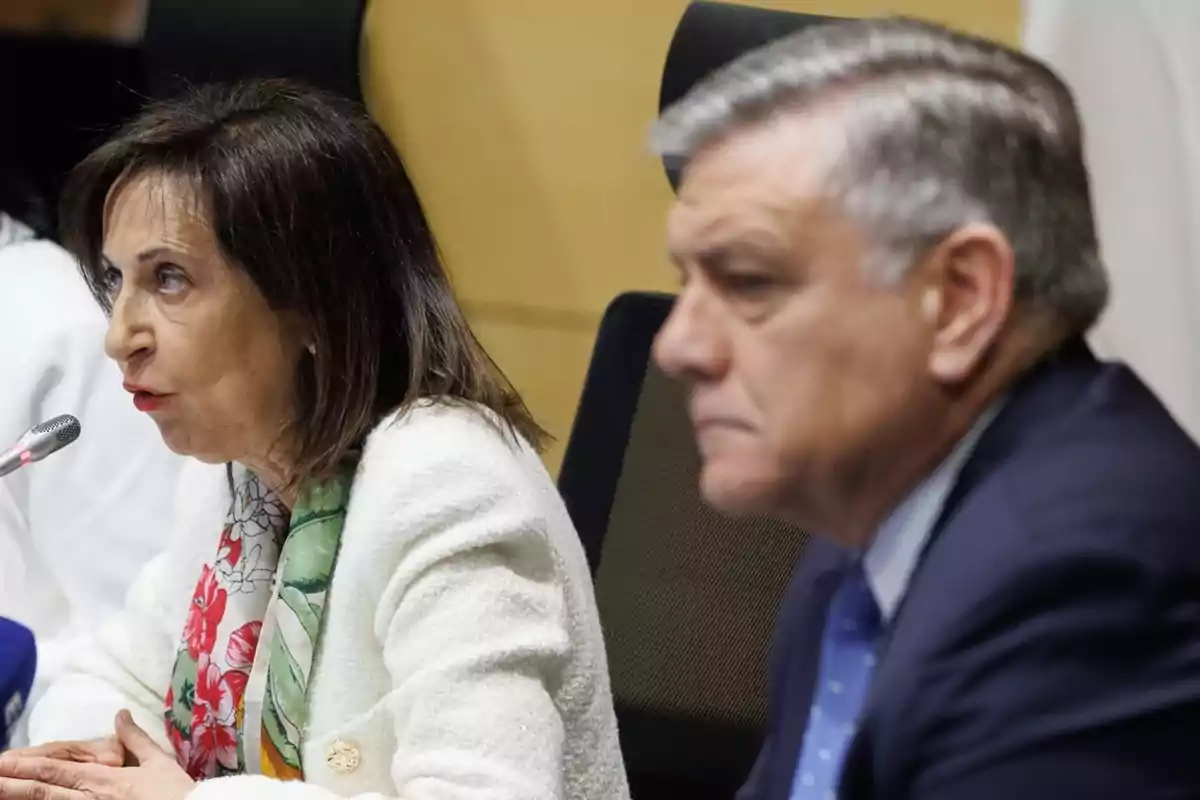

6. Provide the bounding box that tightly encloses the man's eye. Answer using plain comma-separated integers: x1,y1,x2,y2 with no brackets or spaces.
724,274,774,294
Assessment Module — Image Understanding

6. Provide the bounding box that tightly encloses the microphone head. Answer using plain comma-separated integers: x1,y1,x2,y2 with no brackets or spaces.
19,414,81,461
31,414,82,443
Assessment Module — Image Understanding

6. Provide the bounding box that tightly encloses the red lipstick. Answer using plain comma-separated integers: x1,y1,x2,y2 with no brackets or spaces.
124,382,172,412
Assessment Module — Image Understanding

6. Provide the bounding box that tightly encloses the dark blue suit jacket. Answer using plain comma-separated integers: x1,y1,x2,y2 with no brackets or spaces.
741,340,1200,800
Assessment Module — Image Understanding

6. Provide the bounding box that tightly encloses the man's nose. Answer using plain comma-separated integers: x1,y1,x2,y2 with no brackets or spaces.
652,287,730,383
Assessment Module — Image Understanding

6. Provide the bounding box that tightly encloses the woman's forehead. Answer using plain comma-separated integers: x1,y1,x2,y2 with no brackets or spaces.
102,172,213,258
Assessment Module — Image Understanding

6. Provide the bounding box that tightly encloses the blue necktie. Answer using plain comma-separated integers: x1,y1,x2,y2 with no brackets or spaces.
790,564,882,800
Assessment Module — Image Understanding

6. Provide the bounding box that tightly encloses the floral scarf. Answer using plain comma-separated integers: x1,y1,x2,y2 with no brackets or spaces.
164,464,352,781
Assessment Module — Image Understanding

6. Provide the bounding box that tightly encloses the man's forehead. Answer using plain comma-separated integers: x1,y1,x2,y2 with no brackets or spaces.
668,118,836,256
667,199,782,253
683,110,834,188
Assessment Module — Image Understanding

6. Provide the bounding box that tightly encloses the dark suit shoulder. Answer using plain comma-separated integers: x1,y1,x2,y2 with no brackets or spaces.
998,363,1200,564
902,364,1200,658
870,362,1200,799
883,507,1200,798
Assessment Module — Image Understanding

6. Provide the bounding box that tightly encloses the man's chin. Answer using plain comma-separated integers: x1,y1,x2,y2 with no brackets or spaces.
699,461,782,518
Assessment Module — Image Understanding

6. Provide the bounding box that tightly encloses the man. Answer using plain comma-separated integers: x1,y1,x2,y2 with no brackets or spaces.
651,16,1200,800
0,196,182,747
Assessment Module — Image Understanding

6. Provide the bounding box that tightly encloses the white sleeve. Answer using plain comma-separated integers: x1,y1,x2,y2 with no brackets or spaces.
27,553,185,747
0,238,184,747
188,549,569,800
0,489,28,626
0,238,183,644
27,461,225,748
188,420,573,800
188,782,388,800
25,301,183,636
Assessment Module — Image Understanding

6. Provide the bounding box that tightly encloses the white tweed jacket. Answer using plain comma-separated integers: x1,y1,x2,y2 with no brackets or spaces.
28,402,630,800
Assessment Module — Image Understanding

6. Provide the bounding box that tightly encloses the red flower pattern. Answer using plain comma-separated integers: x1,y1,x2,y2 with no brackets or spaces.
183,565,228,660
165,471,288,779
188,653,239,776
226,622,261,671
217,524,242,567
164,682,192,771
221,621,259,714
172,616,262,779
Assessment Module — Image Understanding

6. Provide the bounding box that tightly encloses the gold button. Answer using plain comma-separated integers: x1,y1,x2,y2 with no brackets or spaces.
326,740,361,774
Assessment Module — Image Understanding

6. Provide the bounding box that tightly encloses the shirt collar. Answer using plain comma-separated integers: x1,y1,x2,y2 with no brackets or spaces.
862,400,1004,621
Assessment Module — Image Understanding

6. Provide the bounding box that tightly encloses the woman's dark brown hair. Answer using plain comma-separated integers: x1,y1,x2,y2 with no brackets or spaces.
61,78,546,483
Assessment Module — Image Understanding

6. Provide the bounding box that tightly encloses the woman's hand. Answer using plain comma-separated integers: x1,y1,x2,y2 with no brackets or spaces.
0,710,194,800
1,736,125,767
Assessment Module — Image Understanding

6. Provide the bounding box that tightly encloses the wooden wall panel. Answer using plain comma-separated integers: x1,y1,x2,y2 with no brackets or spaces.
362,0,1021,471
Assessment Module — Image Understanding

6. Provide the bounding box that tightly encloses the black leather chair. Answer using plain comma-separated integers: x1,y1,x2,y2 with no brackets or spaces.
0,0,367,235
658,1,827,190
0,34,146,233
559,293,811,799
143,0,366,101
558,5,837,796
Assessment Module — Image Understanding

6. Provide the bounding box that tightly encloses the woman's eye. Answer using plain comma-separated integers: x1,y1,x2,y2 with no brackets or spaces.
155,265,189,294
101,266,123,297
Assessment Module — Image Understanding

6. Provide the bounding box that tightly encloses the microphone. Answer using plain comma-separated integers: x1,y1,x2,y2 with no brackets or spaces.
0,617,35,751
0,415,81,478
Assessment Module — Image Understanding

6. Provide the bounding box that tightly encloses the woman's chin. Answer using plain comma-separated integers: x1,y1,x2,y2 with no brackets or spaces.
155,427,208,461
167,443,229,464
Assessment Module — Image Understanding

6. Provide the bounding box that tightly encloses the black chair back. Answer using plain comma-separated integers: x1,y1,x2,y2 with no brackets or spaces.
559,292,810,798
658,1,830,190
143,0,366,101
0,35,145,233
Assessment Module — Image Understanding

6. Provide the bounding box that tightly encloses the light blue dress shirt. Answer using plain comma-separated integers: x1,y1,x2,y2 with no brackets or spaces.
789,402,1004,800
863,402,1003,623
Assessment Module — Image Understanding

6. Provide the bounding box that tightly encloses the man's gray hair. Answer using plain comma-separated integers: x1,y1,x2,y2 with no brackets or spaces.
652,16,1108,333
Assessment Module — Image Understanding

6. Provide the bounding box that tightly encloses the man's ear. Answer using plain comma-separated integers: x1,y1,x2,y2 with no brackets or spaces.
920,223,1015,385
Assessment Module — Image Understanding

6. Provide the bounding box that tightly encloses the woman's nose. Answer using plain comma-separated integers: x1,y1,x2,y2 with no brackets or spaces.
104,293,154,367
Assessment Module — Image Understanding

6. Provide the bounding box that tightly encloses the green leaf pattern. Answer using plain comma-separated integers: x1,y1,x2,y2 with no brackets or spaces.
259,471,352,778
163,464,353,781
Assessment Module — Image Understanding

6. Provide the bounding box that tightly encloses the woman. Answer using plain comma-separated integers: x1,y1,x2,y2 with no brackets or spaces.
0,80,628,800
0,170,181,748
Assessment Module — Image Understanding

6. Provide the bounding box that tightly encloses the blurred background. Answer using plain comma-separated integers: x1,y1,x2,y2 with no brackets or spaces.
7,0,1194,475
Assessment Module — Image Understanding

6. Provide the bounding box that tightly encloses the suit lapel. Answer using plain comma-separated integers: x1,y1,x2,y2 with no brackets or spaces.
841,338,1102,797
